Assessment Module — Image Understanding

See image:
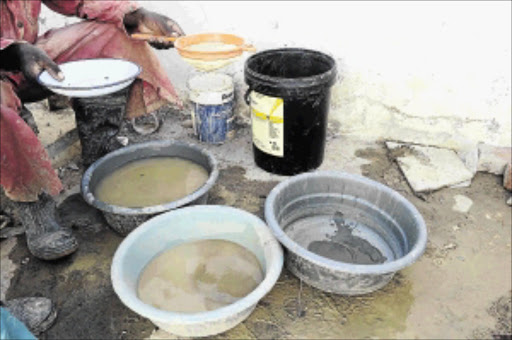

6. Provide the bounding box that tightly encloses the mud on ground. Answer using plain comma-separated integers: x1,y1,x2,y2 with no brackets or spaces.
1,109,511,339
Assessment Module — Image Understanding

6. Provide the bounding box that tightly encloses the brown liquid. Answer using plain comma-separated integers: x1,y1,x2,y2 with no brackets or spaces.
95,157,209,208
137,239,264,313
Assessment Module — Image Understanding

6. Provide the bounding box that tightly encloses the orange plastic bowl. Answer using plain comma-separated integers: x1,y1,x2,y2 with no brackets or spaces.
174,33,255,61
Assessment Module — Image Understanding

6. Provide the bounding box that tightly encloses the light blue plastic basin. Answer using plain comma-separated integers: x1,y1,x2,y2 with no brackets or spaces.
111,205,283,337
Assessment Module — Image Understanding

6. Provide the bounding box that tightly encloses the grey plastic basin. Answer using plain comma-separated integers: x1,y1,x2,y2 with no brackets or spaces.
265,171,427,295
81,140,218,235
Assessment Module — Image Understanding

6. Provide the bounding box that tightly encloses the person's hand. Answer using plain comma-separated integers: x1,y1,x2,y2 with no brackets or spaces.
124,8,184,49
1,42,64,82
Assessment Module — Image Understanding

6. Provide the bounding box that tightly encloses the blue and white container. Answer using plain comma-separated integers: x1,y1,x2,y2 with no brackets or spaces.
188,73,235,144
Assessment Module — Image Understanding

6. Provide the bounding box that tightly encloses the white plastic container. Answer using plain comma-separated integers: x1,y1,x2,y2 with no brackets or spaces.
111,206,283,337
188,73,235,144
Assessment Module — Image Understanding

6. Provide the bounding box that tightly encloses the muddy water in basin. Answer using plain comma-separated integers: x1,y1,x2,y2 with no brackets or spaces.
95,157,209,208
307,212,387,264
137,239,264,313
285,208,399,265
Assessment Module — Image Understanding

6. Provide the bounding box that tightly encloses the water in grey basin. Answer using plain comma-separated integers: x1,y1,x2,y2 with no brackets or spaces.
283,199,405,265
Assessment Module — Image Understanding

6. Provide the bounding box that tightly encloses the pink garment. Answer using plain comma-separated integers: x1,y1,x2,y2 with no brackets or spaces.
1,0,138,49
1,0,182,202
1,80,63,202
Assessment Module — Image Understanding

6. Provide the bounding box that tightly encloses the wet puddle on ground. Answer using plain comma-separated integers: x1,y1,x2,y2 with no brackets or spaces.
233,270,414,339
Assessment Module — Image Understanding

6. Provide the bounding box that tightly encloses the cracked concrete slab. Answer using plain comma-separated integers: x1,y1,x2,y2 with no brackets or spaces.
456,145,479,175
386,142,474,193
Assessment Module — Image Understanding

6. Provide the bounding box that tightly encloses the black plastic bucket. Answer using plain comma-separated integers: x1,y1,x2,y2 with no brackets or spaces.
244,48,337,175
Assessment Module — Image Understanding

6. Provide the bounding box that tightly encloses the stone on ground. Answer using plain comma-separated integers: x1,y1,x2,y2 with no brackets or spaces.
386,142,474,193
477,144,511,175
503,163,512,191
452,195,474,213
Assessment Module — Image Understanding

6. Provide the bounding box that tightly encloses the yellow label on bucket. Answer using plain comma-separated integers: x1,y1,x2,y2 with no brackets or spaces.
250,92,284,157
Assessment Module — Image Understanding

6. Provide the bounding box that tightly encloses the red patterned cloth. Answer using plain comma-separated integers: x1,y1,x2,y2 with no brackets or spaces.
1,0,182,202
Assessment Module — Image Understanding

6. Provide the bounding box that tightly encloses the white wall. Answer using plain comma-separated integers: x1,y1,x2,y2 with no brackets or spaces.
39,1,512,148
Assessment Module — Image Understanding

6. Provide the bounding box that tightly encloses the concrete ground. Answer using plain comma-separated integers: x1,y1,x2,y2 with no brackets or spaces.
1,102,511,339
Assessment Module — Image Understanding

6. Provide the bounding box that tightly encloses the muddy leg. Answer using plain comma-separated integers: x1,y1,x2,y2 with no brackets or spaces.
14,193,78,261
19,106,39,135
72,88,129,167
48,94,71,111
